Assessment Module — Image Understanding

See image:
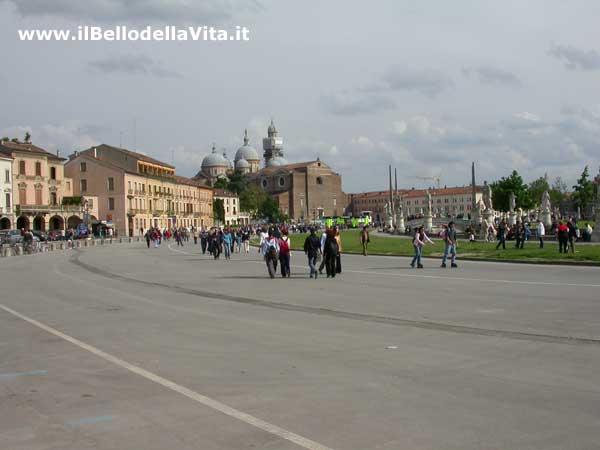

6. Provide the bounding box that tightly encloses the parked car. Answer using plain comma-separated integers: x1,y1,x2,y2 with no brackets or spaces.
0,229,23,245
32,230,49,242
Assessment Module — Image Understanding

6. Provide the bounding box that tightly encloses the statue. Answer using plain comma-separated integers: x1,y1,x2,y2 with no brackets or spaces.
541,191,551,212
482,181,493,211
384,201,393,228
509,192,516,212
394,195,405,232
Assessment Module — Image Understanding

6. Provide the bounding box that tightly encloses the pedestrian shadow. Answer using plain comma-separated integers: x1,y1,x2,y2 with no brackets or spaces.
219,275,314,280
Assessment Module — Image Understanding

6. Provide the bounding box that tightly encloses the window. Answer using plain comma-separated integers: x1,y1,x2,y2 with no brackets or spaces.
35,162,42,177
19,187,26,204
5,193,10,208
80,162,87,172
278,177,285,187
88,199,94,209
262,179,268,188
35,189,42,205
50,192,57,206
107,177,114,191
4,169,9,183
80,179,87,192
66,181,71,191
19,160,26,175
108,197,115,211
316,177,323,185
50,167,56,180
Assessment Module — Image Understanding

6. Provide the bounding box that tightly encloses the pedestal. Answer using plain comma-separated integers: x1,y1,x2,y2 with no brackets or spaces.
541,210,552,228
508,211,517,226
425,214,433,232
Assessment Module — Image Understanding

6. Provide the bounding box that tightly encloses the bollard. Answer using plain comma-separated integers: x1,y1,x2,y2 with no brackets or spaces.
119,237,123,244
1,244,10,257
83,240,89,247
15,244,23,256
50,243,56,251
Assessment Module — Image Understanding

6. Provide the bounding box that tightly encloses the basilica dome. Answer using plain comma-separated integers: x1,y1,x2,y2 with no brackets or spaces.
267,156,288,167
234,129,260,163
201,145,228,168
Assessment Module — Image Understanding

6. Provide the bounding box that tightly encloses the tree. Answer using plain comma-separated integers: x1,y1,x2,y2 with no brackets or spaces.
259,196,282,223
572,166,594,216
212,199,225,224
227,171,248,195
490,170,533,212
239,184,266,218
1,137,8,142
549,176,568,207
528,175,550,208
212,177,229,190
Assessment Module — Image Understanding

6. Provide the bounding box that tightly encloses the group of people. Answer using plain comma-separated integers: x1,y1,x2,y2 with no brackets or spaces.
491,217,582,253
410,221,458,269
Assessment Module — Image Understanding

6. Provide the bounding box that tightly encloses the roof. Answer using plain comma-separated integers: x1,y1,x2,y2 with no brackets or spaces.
80,144,175,169
0,140,66,161
257,160,331,174
213,189,238,198
350,186,482,199
173,175,212,189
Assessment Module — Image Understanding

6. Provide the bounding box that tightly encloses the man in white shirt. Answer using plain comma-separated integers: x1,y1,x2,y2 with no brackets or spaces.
536,220,545,249
318,227,328,274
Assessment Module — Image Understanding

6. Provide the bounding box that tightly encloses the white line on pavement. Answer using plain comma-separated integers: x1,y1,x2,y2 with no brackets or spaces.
166,244,600,288
0,303,335,450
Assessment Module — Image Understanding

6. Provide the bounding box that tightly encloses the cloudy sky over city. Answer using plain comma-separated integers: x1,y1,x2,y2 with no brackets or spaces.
1,0,600,192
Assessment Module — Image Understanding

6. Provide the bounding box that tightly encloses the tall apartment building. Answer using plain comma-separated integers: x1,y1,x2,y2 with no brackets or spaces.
65,144,213,236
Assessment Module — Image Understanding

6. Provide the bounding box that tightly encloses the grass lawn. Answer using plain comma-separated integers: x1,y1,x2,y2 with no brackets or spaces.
284,230,600,264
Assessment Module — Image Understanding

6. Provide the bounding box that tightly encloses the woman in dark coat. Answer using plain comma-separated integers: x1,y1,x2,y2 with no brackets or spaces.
323,229,339,278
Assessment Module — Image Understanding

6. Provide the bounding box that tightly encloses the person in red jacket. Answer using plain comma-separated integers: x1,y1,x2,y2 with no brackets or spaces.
557,221,569,254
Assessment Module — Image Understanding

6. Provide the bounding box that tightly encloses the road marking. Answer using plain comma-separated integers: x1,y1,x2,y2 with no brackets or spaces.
0,369,47,379
66,415,114,426
166,244,600,288
0,304,335,450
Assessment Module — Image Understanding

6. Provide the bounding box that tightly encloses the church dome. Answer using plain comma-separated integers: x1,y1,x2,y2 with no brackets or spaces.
235,129,260,162
201,145,228,168
235,158,250,169
267,156,288,167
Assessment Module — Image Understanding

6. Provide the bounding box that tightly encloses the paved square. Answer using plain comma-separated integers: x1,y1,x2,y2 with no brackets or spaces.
1,243,599,449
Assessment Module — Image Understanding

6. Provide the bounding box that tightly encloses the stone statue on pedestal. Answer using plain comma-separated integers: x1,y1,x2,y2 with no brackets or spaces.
483,181,493,212
540,191,552,227
424,190,433,231
394,195,404,232
509,192,516,212
384,201,393,229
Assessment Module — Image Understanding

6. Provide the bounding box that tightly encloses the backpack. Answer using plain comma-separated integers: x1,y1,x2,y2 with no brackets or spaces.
279,238,290,255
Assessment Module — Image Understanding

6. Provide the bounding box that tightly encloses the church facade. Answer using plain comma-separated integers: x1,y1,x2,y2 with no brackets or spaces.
195,120,348,222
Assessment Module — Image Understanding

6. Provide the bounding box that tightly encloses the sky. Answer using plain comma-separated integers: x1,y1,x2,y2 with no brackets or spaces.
1,0,600,193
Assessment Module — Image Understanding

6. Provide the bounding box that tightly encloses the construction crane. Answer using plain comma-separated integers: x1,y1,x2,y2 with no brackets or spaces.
407,175,442,189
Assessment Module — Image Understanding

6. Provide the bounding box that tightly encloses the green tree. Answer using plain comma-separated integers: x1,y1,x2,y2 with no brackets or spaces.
549,176,568,207
572,166,594,216
528,175,550,208
239,184,266,218
259,196,282,222
212,198,225,224
490,170,533,212
212,177,229,190
227,171,248,195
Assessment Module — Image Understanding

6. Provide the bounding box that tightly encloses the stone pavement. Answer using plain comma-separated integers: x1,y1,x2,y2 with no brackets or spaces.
1,243,599,449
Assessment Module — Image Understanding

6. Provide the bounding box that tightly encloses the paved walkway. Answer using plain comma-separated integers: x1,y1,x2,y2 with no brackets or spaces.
1,244,599,449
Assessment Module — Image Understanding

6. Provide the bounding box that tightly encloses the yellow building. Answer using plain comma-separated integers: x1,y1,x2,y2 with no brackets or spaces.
0,140,94,231
65,144,213,236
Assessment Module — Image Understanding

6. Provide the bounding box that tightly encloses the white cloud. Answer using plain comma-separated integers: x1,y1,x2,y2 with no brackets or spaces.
0,122,99,154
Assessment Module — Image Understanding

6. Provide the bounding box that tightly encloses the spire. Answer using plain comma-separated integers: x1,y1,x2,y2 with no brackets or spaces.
211,143,216,153
243,129,249,146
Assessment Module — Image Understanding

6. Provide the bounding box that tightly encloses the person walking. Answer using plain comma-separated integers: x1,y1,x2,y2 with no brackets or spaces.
496,221,507,250
223,229,232,260
557,221,569,253
334,226,343,275
200,229,208,254
193,228,198,245
536,220,545,249
242,228,250,253
318,227,328,275
304,228,321,279
261,232,280,278
441,221,458,268
514,221,523,249
144,229,151,248
323,229,339,278
360,226,370,256
411,225,434,268
278,230,291,278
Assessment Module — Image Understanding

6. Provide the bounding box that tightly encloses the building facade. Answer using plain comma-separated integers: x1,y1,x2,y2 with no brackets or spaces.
65,144,213,236
0,140,89,232
348,186,483,222
213,190,249,226
0,156,14,229
249,159,347,222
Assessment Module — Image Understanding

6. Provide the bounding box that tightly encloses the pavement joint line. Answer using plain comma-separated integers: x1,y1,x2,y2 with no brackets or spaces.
0,303,335,450
168,244,600,289
0,369,47,379
70,249,600,346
